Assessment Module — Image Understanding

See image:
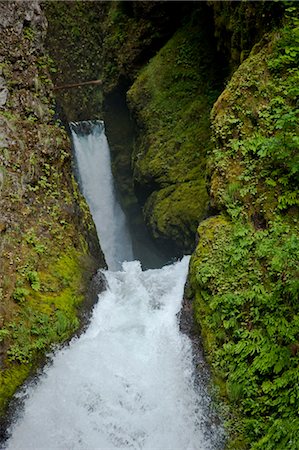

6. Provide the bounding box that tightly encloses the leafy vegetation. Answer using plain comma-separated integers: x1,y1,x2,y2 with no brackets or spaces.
210,8,299,222
23,25,35,42
189,216,299,448
2,251,83,366
189,9,299,448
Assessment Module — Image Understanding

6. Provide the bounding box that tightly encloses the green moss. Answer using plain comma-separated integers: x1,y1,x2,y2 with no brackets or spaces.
100,1,192,93
189,10,299,448
189,216,232,357
0,366,31,417
209,11,299,224
0,34,102,418
144,180,209,252
128,17,222,252
0,247,90,415
128,20,218,185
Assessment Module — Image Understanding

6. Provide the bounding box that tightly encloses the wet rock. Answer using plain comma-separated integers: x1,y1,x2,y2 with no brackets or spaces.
0,2,18,30
0,0,104,425
0,76,8,108
0,130,9,149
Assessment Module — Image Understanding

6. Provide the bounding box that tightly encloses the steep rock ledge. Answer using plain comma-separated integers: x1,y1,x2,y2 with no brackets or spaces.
98,1,284,255
42,1,286,256
208,0,284,70
0,0,104,424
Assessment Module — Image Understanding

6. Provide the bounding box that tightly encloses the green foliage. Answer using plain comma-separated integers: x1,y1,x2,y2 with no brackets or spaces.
36,55,57,73
0,329,9,342
0,247,89,414
0,110,17,121
0,1,102,421
25,232,46,254
268,7,299,71
210,10,299,223
12,287,30,304
23,26,35,42
190,216,299,449
6,309,79,364
26,270,41,291
191,10,299,448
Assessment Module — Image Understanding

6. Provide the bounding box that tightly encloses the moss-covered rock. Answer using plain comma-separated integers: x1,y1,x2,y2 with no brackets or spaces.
127,12,224,252
27,3,299,448
209,13,298,224
144,180,209,252
44,0,106,121
208,0,284,71
188,215,232,362
44,1,193,122
188,9,299,448
100,1,196,94
0,1,104,421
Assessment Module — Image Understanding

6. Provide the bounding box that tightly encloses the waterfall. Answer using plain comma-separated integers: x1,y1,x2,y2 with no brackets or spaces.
70,120,133,270
4,122,223,450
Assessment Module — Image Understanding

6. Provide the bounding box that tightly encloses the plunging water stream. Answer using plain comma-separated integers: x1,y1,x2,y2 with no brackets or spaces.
4,121,223,449
71,121,133,270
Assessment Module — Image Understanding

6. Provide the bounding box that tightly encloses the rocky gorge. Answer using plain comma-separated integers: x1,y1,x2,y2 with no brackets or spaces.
0,1,298,449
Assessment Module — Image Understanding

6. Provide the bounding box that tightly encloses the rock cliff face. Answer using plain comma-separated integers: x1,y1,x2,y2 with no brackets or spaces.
98,1,284,256
44,1,106,121
208,0,284,70
126,7,223,253
0,0,104,423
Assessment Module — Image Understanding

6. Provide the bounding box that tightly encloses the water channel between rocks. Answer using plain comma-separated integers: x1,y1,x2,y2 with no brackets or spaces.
4,121,223,450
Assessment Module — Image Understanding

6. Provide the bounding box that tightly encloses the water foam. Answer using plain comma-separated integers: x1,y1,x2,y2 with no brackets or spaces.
5,121,223,449
70,121,133,270
6,257,221,450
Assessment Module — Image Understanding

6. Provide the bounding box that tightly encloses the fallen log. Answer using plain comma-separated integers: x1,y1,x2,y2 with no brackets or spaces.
53,80,102,90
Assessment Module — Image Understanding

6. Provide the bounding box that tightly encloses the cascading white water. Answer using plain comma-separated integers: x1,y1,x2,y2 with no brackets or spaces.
70,120,133,270
4,121,223,450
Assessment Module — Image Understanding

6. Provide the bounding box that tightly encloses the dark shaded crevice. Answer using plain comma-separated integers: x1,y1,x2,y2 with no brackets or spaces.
207,0,285,72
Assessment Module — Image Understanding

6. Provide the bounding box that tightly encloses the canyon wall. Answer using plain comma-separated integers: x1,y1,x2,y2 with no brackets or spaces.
1,1,297,448
0,0,104,425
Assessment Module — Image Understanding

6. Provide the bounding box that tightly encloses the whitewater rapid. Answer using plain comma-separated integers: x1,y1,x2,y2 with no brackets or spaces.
4,121,223,449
